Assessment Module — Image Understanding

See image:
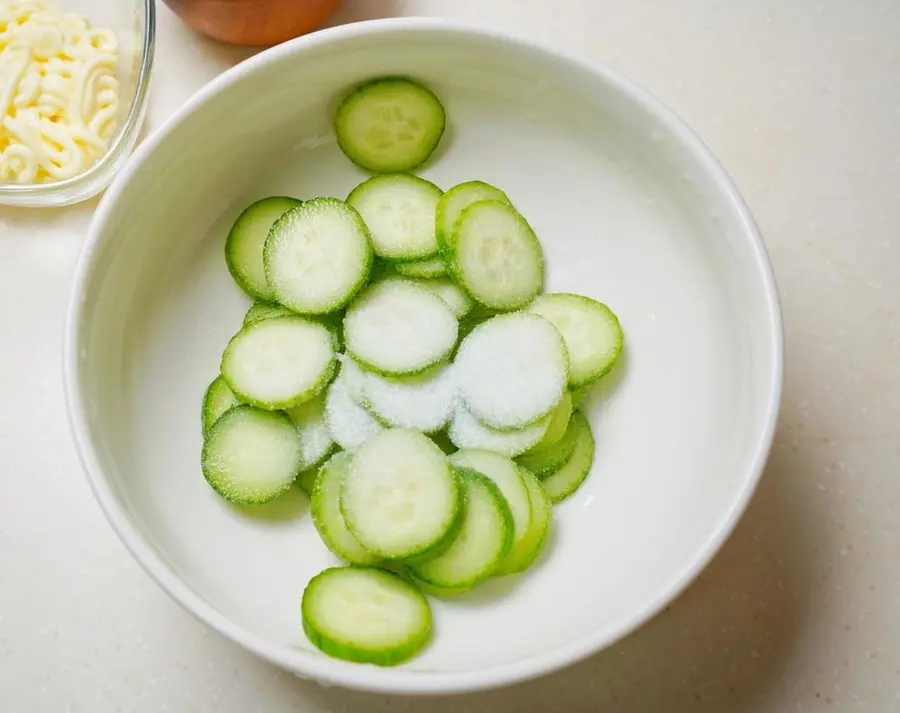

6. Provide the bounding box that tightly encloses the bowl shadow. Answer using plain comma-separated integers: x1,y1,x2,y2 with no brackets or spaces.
229,482,310,524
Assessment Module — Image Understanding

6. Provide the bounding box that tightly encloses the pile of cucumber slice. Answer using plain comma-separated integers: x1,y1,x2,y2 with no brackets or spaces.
199,76,624,667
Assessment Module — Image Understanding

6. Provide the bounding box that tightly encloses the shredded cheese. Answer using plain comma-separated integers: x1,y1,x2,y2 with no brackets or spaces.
0,0,119,184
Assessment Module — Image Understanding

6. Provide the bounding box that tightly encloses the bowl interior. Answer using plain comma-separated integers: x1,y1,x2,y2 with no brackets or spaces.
69,22,780,693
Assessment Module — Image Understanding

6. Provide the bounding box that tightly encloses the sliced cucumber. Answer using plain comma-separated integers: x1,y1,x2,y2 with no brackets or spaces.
455,312,568,430
458,304,498,342
202,376,238,434
245,302,346,350
343,279,458,376
285,392,335,471
334,77,446,173
448,405,550,457
243,301,293,327
409,468,513,592
221,316,336,410
202,406,301,505
408,276,474,319
435,180,510,251
504,467,552,574
541,411,595,502
430,429,457,455
225,196,302,302
341,429,461,560
528,293,624,388
528,389,573,451
347,174,443,262
395,257,447,278
302,566,432,665
264,198,373,315
448,200,544,310
344,358,457,433
311,453,380,565
516,408,580,479
297,467,319,495
324,373,384,452
449,449,532,575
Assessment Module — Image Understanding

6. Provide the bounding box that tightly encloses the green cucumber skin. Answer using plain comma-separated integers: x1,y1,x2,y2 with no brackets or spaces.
346,174,444,263
435,181,512,254
339,435,466,563
445,200,545,311
541,411,596,502
409,467,514,591
395,258,447,278
528,293,625,388
201,406,301,506
334,77,446,174
301,566,432,666
297,467,320,495
516,411,580,479
311,453,380,566
220,316,337,411
225,196,302,302
201,376,239,435
264,198,374,316
496,467,553,575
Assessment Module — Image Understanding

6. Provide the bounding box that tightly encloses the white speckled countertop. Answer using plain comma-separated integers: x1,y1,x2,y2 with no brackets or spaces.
1,1,898,710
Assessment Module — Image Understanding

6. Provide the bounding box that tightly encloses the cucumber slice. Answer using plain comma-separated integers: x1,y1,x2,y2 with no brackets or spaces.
408,277,474,319
202,406,302,505
527,389,573,452
448,405,550,458
504,467,552,573
225,196,302,302
343,358,457,433
243,301,293,327
302,566,432,665
570,386,590,408
541,412,595,502
395,257,447,278
448,200,544,310
285,392,335,471
265,198,373,315
297,467,319,495
430,430,457,455
347,174,443,262
245,303,345,351
221,316,336,410
435,180,510,251
334,77,446,173
455,312,568,430
528,293,624,388
516,406,580,478
311,453,380,565
202,376,238,434
343,279,458,376
449,450,532,575
341,429,461,560
324,373,384,452
409,468,513,592
458,304,499,342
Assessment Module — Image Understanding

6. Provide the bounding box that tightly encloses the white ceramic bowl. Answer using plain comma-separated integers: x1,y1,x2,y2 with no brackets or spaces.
64,18,782,695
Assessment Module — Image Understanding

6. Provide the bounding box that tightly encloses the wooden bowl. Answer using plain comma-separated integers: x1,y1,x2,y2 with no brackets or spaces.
162,0,341,46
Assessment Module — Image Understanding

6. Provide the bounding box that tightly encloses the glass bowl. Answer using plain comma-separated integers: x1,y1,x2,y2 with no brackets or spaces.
0,0,155,207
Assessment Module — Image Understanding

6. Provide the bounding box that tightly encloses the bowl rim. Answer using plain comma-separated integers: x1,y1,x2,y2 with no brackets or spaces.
0,0,156,207
63,16,784,695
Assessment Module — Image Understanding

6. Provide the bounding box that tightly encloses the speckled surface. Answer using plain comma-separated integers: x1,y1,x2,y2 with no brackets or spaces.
1,1,898,710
